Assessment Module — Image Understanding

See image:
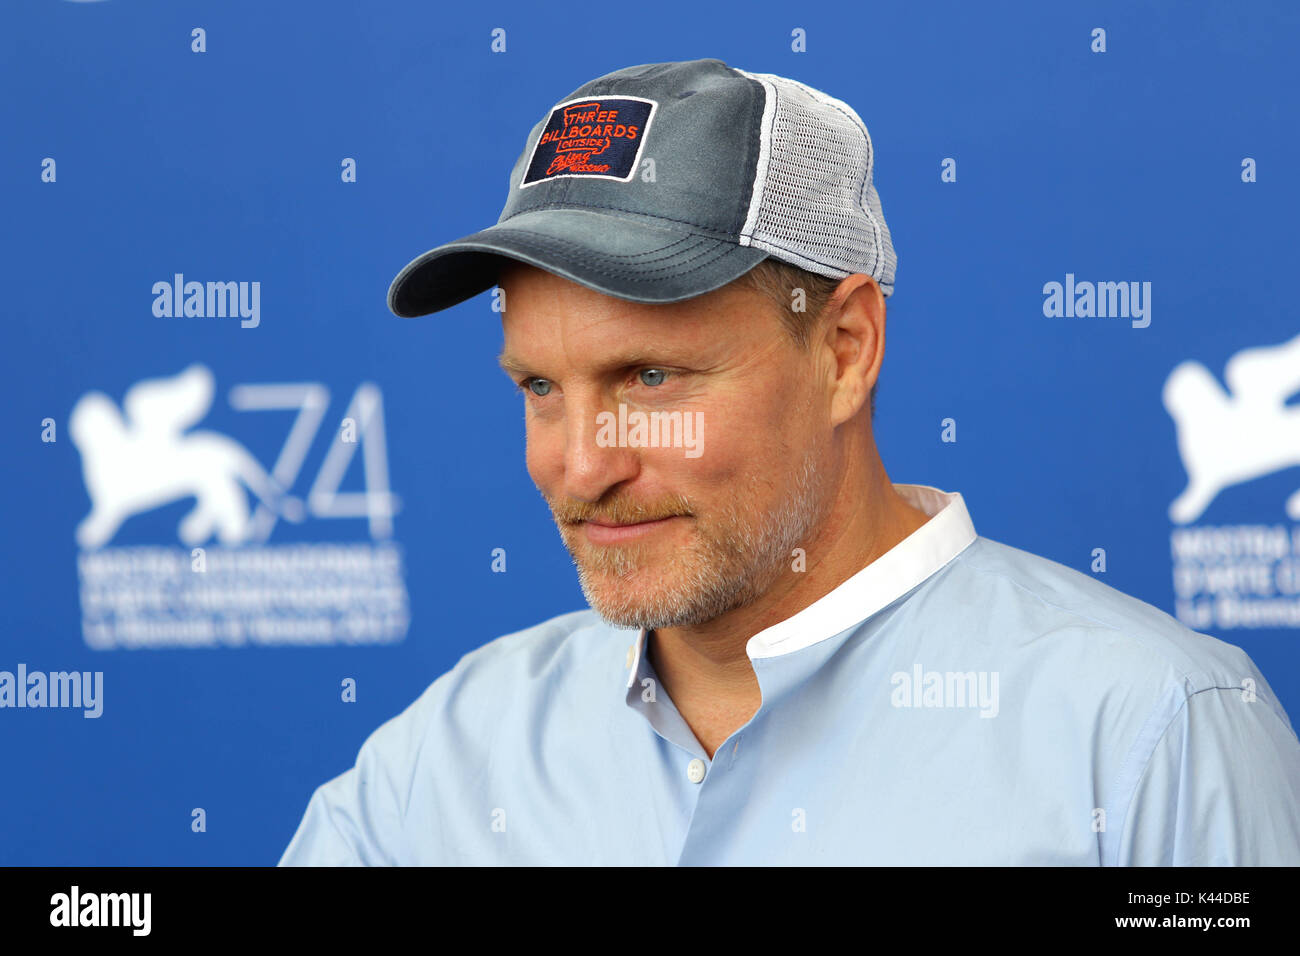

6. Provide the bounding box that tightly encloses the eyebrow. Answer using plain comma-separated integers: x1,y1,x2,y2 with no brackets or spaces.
496,352,531,377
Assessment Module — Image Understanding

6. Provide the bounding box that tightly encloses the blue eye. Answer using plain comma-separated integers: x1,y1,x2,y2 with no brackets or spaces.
638,368,667,386
520,378,552,396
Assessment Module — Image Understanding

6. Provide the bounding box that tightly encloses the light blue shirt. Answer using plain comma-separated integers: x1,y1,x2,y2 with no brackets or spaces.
278,484,1300,865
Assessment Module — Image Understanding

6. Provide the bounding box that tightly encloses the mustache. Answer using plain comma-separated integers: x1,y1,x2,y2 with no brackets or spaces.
548,494,693,526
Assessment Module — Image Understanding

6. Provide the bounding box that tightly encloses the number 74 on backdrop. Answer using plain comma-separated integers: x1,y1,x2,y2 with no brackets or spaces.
228,378,400,542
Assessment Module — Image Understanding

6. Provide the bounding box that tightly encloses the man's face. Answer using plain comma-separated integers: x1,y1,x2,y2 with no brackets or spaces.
498,262,837,632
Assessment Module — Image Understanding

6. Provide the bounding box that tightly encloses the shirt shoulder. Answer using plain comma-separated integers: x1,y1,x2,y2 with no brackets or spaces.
950,535,1275,704
397,606,623,740
944,536,1300,864
277,607,625,865
362,605,622,769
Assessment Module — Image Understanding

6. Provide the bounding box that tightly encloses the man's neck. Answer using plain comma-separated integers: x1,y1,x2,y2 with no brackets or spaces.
647,469,932,758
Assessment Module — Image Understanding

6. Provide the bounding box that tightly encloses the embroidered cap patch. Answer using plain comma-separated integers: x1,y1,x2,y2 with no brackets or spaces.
521,95,657,188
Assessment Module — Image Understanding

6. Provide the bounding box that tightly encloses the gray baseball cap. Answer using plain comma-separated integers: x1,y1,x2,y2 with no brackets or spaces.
387,57,897,318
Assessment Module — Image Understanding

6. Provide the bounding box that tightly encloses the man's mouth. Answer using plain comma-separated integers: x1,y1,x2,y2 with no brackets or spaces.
580,515,684,545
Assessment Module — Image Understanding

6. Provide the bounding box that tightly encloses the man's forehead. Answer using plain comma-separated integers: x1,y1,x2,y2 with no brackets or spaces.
497,321,730,376
497,261,772,368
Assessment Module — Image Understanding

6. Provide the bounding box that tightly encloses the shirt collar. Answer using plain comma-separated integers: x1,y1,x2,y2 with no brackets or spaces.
624,483,976,687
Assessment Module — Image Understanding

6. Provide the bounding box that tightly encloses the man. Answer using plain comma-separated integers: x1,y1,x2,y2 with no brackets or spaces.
280,58,1300,865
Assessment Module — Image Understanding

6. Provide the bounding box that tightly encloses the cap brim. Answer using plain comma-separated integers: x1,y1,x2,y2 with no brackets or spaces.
387,207,769,318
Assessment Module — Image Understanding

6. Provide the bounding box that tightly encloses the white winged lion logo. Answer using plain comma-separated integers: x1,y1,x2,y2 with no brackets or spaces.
1164,332,1300,524
70,364,304,549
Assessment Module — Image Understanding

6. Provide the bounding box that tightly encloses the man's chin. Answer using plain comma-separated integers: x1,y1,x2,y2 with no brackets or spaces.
575,559,666,602
574,563,690,628
584,597,690,632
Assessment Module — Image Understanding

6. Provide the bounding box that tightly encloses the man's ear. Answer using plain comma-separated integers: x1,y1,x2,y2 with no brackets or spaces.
824,274,884,428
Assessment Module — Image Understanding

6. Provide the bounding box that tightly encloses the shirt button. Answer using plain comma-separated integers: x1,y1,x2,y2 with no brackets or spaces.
625,643,636,669
686,758,707,784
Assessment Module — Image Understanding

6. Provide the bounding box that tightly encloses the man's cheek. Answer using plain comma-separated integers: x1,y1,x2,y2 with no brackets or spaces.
523,427,556,489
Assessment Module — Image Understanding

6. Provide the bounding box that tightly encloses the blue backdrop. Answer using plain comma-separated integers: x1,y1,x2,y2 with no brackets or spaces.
3,0,1298,864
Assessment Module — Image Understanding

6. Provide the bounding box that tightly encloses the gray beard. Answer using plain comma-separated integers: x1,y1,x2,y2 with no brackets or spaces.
565,446,829,631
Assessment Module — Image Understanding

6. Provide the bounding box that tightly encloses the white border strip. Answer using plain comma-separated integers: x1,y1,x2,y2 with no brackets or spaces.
733,68,777,245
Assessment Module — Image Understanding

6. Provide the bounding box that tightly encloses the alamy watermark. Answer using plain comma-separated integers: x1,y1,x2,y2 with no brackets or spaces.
890,663,999,717
50,886,150,935
0,664,103,718
1042,273,1150,328
152,274,260,328
595,403,704,458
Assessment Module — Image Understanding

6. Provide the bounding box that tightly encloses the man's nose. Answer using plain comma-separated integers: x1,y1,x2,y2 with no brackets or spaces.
561,393,638,503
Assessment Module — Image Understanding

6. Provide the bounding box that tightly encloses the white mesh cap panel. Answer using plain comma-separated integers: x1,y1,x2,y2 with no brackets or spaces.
735,69,897,297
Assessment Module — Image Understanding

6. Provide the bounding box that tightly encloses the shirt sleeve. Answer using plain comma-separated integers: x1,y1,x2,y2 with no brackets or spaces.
278,708,422,866
277,643,502,865
277,764,396,866
1115,683,1300,865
